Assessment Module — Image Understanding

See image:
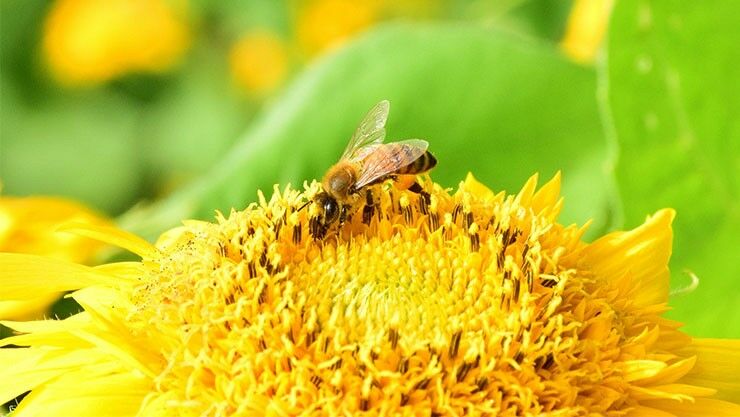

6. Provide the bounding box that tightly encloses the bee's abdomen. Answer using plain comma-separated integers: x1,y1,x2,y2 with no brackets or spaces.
398,151,437,175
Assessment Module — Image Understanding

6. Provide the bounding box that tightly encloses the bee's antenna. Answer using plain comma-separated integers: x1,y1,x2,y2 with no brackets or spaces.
297,200,311,212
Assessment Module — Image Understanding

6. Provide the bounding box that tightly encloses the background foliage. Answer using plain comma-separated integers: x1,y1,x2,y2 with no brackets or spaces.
1,0,738,337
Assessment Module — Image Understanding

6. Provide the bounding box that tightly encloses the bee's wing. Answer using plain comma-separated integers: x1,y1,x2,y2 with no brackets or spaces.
340,100,390,161
354,139,429,189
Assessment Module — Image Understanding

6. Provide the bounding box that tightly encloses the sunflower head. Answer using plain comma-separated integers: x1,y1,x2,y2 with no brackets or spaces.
2,174,739,417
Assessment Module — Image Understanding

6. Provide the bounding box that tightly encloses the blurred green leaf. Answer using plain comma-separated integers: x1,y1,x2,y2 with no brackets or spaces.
139,40,250,191
1,0,144,215
0,0,52,99
134,23,613,242
606,1,740,336
506,0,574,41
1,91,142,214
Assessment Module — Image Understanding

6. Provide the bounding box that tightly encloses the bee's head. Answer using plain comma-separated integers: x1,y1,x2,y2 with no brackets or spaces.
306,191,339,239
315,191,339,225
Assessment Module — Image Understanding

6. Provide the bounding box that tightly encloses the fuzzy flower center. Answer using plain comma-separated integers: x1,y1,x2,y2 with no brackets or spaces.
128,178,632,416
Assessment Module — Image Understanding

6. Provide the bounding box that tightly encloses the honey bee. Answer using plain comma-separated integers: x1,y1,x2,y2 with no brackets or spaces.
309,100,437,237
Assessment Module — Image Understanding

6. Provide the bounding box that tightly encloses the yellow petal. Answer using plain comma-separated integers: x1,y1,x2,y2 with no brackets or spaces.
0,348,49,404
0,293,59,320
71,287,160,377
68,324,158,379
2,313,89,333
642,398,740,417
0,348,112,405
462,172,495,200
0,196,110,263
57,221,158,259
581,209,675,307
0,253,113,300
625,405,677,417
0,315,93,349
678,338,740,403
137,391,180,417
630,384,715,402
531,171,563,219
0,196,111,318
12,370,149,417
622,359,668,381
2,309,156,381
94,262,145,285
636,356,697,387
515,173,540,207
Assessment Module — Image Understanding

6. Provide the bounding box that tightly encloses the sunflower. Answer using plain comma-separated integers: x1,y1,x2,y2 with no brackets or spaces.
1,174,738,416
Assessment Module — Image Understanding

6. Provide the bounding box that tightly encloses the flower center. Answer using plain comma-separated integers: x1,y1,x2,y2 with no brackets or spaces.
131,179,598,415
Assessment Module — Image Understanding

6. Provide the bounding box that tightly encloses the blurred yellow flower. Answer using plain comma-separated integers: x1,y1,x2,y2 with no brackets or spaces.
0,196,110,320
561,0,614,64
42,0,191,85
229,31,289,95
2,175,739,415
296,0,382,56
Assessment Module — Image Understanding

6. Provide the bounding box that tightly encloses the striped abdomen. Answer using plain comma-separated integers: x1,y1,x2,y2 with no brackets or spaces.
397,151,437,175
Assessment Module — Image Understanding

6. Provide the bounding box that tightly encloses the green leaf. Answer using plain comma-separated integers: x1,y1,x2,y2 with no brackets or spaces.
0,91,142,214
139,41,251,185
133,23,612,242
606,1,740,336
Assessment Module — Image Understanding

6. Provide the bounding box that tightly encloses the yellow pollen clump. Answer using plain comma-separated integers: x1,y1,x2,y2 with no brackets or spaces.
128,174,644,416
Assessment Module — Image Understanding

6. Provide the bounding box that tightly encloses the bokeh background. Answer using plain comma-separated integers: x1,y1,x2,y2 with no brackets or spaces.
1,0,738,338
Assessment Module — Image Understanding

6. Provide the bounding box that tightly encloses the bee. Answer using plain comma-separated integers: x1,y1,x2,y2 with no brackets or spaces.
310,100,437,237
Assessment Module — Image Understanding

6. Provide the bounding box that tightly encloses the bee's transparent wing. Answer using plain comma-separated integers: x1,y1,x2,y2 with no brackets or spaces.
341,100,390,161
354,139,429,189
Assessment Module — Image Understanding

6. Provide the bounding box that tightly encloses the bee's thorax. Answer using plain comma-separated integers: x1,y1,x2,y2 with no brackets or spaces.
322,163,357,200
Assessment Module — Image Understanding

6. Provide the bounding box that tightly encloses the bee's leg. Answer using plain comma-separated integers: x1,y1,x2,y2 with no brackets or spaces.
406,181,431,215
309,216,325,240
362,189,376,225
407,182,423,194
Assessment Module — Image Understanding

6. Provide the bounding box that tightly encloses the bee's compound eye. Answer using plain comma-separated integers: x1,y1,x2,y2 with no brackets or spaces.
323,198,339,224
